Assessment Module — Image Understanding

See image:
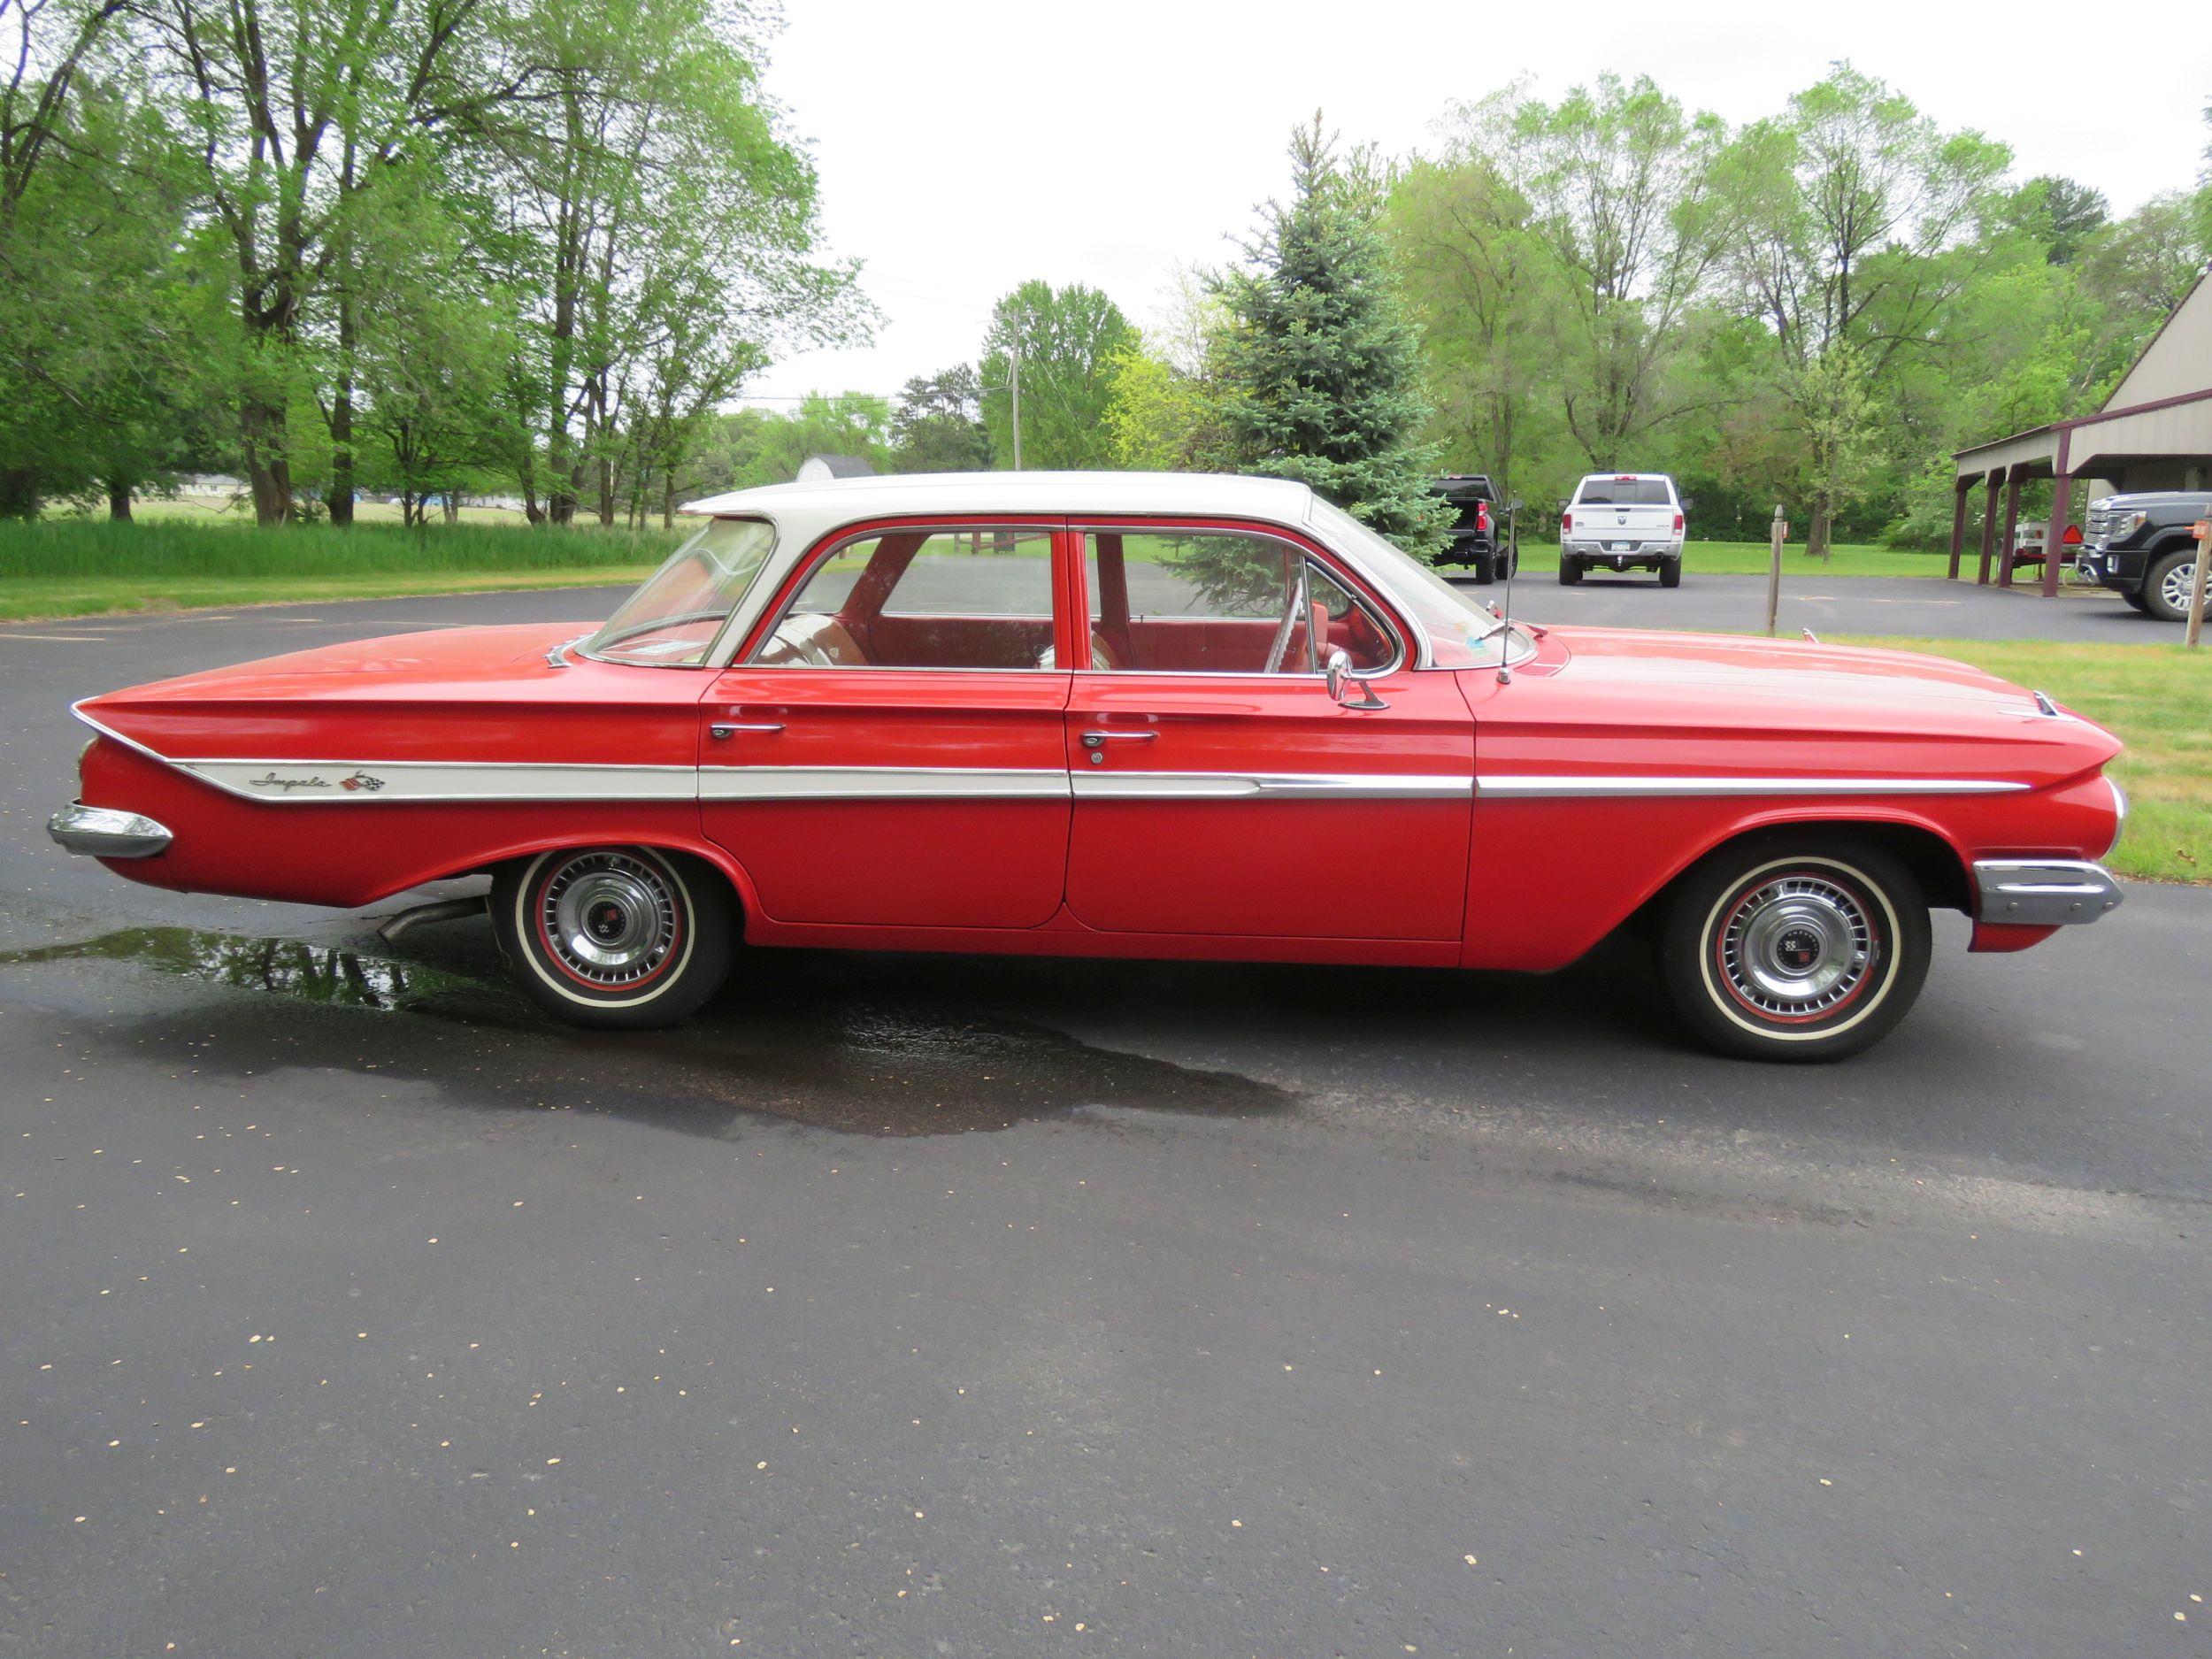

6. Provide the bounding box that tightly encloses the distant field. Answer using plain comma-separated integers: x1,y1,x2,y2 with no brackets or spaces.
97,493,541,528
1839,635,2208,886
0,518,680,619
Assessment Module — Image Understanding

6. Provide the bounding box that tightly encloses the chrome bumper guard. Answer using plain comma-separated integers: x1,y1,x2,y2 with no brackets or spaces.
1971,858,2124,926
48,803,173,859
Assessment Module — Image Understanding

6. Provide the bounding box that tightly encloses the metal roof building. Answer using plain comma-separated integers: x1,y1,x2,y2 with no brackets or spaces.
1950,263,2212,595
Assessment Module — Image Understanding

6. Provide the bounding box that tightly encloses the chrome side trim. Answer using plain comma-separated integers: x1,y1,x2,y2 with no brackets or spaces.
701,765,1069,802
1475,774,2032,799
1972,859,2124,925
177,758,698,803
48,803,173,858
1075,771,1471,801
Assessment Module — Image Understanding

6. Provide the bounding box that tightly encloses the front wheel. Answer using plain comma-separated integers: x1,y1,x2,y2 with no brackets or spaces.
493,846,735,1029
1656,839,1931,1062
2142,549,2205,623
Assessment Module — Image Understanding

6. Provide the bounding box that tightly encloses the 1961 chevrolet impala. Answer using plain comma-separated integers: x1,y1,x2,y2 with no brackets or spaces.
49,472,2126,1060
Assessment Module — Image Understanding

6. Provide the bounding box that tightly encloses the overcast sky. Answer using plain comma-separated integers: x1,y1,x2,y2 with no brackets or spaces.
745,0,2208,407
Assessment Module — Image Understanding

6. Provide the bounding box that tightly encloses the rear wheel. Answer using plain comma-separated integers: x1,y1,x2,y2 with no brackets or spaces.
1658,557,1682,588
1657,838,1930,1062
493,846,734,1029
2142,549,2204,623
1470,550,1497,585
1559,557,1582,586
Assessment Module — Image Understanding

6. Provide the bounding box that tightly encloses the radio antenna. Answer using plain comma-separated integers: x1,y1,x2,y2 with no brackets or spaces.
1496,496,1518,684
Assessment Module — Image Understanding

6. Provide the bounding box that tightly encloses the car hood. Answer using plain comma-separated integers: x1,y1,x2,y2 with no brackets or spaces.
1525,625,2121,776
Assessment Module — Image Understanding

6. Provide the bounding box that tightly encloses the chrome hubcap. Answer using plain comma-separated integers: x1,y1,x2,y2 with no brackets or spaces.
2160,558,2204,612
539,852,679,987
1720,875,1875,1018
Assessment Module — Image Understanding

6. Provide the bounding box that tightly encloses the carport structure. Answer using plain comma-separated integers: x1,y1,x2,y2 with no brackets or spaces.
1950,263,2212,595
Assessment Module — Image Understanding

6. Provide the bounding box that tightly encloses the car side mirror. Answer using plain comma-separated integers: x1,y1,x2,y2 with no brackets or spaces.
1556,499,1571,514
1325,647,1388,711
1680,496,1697,514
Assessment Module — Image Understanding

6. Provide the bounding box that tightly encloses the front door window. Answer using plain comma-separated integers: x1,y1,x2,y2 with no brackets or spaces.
1083,529,1395,674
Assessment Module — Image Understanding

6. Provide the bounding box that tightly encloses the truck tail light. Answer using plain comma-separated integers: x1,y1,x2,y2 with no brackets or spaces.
1560,511,1572,534
1672,511,1685,533
1477,502,1491,534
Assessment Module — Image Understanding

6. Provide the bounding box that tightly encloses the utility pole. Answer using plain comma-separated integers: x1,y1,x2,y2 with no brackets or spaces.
1009,339,1023,472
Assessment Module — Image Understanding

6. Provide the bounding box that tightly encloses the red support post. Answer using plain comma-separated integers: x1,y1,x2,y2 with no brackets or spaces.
2041,434,2071,598
1999,471,2024,590
1978,471,2002,586
1947,477,1971,580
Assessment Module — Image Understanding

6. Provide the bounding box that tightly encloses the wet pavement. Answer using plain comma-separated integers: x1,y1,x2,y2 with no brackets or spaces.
4,593,2210,1657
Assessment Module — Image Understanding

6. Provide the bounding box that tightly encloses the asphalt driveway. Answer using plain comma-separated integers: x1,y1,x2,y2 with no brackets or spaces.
4,594,2208,1658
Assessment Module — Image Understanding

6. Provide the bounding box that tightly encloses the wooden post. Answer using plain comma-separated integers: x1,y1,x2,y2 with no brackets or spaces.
1766,504,1786,637
2045,433,2073,600
1947,477,1971,580
2187,518,2210,649
1978,472,2002,586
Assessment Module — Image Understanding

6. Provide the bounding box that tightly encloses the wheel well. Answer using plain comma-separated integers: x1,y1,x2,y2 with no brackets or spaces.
1638,819,1972,926
480,842,750,938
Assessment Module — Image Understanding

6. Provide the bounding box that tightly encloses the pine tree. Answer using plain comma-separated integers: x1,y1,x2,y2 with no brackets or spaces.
1218,115,1450,549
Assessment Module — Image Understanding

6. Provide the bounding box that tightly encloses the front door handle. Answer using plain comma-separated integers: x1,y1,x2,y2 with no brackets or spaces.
710,722,784,740
1080,730,1157,749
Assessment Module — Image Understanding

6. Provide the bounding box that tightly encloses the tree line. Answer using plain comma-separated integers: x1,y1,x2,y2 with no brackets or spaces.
5,16,2208,555
704,70,2211,556
0,0,862,526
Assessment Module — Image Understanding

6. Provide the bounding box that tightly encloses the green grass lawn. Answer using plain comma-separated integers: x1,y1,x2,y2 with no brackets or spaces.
1497,539,1958,579
0,518,680,619
1839,635,2209,885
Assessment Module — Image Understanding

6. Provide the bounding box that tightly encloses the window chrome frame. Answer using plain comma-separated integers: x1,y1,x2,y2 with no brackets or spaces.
1070,521,1409,680
738,520,1066,674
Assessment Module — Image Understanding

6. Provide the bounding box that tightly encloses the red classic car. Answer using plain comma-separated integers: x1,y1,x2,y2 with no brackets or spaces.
50,472,2126,1060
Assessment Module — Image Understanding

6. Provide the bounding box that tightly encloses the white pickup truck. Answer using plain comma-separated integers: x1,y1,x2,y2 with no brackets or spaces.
1559,472,1686,587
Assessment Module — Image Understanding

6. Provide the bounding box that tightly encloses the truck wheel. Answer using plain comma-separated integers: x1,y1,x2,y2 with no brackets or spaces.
1471,551,1497,585
1656,837,1930,1062
1559,557,1582,587
493,846,735,1030
2143,549,2204,623
2122,588,2151,613
1659,558,1682,588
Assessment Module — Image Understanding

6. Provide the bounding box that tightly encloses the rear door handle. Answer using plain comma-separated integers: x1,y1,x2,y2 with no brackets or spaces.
710,722,784,740
1080,730,1157,749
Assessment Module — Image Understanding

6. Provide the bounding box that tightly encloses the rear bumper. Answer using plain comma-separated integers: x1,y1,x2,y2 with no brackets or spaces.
48,802,173,859
1971,858,2123,926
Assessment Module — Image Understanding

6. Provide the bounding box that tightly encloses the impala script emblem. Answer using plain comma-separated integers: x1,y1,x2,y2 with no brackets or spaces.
247,770,388,793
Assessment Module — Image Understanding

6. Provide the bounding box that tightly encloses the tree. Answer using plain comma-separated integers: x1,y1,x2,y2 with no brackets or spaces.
890,366,991,472
1385,139,1548,499
978,280,1133,469
1479,76,1736,472
138,0,513,525
1216,114,1448,549
1726,65,2008,556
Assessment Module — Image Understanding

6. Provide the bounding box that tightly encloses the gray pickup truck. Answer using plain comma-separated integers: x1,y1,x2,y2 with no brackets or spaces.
2081,491,2209,621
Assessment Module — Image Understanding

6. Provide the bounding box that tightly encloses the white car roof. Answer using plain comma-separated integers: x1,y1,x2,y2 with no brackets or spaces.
680,470,1317,544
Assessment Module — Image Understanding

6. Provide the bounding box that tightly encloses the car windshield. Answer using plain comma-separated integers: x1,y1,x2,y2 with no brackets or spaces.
1577,478,1671,506
1306,497,1514,669
581,517,777,666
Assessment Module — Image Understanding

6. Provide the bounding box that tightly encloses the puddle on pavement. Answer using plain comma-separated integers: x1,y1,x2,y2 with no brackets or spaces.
2,926,1292,1136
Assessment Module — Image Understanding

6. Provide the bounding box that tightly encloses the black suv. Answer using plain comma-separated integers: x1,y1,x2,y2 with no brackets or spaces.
1427,475,1516,584
2082,491,2210,621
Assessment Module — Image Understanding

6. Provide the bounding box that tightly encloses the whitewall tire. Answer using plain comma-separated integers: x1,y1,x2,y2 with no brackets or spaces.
1658,839,1930,1062
492,846,734,1029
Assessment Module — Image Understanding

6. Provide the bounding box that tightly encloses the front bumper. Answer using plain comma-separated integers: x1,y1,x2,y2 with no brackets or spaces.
48,802,173,859
1971,859,2124,926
